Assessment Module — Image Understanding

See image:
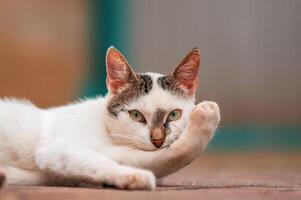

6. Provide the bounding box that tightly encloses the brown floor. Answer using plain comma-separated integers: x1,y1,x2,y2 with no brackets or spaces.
1,153,301,200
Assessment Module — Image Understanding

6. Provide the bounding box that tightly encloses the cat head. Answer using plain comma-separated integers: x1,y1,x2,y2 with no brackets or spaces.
104,47,201,151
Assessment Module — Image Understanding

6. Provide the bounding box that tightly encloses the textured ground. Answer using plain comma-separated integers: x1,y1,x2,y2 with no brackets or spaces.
0,153,300,200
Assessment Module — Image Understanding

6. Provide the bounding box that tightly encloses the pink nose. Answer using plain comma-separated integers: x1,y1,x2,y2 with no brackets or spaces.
151,128,165,148
151,139,164,148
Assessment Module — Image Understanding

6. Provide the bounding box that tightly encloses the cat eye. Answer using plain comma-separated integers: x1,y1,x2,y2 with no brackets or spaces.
167,109,182,121
128,110,146,123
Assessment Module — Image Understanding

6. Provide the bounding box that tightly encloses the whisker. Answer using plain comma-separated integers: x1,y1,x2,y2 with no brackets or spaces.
110,132,153,150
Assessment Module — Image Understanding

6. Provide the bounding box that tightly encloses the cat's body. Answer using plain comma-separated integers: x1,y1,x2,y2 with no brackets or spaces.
0,47,220,189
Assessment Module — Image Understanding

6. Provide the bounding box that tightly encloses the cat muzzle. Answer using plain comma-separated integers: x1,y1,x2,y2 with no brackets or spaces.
150,128,165,148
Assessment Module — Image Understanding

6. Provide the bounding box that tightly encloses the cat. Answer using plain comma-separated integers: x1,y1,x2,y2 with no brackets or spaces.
0,47,220,190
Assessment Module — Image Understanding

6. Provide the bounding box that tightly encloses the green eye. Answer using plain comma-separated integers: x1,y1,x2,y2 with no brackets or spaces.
129,110,145,123
168,109,181,121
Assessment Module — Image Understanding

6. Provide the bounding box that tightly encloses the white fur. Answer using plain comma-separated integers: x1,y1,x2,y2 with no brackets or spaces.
0,73,220,190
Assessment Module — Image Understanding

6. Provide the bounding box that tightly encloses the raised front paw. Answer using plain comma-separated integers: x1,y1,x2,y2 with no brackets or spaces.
190,101,221,134
114,168,156,190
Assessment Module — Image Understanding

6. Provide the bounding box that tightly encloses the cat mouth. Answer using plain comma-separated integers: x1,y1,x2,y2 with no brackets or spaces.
141,141,172,151
135,142,170,151
140,146,168,152
108,132,176,151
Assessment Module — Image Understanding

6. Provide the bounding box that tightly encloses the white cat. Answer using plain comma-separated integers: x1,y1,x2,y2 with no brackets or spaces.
0,47,220,190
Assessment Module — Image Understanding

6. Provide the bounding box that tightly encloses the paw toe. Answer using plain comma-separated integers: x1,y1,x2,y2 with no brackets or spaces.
200,101,219,112
115,170,156,190
191,101,221,127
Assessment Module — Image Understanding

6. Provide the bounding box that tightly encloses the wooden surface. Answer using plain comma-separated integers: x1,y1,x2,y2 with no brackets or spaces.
0,153,300,200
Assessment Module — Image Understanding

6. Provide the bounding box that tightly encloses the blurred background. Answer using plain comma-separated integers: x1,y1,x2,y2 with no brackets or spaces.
0,0,300,152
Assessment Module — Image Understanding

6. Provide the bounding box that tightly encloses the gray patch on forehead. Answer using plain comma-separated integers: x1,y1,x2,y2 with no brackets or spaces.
139,74,153,94
157,75,185,97
152,109,167,126
107,73,153,116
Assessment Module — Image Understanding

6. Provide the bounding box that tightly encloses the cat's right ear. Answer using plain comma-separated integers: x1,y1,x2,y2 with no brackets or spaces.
171,47,201,96
106,47,137,94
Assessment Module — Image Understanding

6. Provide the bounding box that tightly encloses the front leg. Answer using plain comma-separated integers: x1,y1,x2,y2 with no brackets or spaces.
113,101,220,178
34,143,155,189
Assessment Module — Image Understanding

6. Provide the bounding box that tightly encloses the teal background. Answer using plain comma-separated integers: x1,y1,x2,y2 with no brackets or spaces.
207,124,301,152
83,0,301,152
83,0,132,97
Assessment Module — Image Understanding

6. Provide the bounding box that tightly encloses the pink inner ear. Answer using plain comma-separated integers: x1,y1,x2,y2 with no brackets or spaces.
173,48,201,95
106,48,134,94
176,77,198,96
106,78,129,94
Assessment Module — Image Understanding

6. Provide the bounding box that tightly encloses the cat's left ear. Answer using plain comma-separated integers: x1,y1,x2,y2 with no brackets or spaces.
172,47,201,95
106,47,137,94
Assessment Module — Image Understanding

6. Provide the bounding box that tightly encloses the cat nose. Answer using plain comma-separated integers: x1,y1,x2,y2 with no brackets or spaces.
150,128,165,148
152,139,164,148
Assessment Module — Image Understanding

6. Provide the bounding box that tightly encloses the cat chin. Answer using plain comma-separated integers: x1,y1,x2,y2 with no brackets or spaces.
137,145,168,152
131,143,167,152
132,144,157,152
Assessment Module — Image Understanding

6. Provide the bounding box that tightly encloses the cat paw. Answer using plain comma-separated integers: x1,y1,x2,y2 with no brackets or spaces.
190,101,221,132
114,169,156,190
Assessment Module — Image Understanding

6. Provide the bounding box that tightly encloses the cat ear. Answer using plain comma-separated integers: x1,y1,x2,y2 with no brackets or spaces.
106,47,137,94
172,47,201,95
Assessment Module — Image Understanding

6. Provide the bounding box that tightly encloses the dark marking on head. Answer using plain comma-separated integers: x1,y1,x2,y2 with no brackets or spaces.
138,74,153,94
152,109,167,127
107,73,153,116
157,75,185,97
